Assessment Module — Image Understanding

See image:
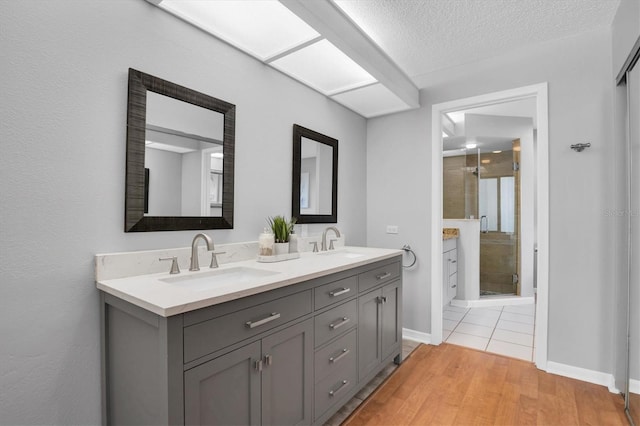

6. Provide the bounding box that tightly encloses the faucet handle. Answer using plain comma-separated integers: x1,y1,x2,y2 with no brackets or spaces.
210,251,226,268
309,241,319,253
159,257,180,274
329,239,337,250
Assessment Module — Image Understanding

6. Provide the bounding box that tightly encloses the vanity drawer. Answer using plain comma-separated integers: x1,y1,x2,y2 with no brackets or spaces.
314,357,357,421
314,329,357,383
314,276,357,310
358,261,400,293
183,290,312,363
448,248,458,276
314,299,357,348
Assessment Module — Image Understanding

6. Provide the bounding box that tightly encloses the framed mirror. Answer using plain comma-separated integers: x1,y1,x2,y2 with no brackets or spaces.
292,124,338,224
125,68,235,232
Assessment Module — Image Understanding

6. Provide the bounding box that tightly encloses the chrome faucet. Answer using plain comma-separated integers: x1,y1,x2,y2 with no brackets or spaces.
189,233,214,271
321,226,341,251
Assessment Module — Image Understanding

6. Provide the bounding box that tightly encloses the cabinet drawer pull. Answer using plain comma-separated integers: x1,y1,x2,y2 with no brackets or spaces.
245,312,281,329
375,272,391,280
254,359,263,372
451,284,457,288
329,348,350,364
329,317,350,330
451,260,457,264
329,287,351,297
329,380,349,397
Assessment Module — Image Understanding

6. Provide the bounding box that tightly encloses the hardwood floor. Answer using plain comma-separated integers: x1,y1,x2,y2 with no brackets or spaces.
341,343,629,426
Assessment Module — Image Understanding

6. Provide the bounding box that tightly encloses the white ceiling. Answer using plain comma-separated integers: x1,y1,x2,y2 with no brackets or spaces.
150,0,621,118
334,0,621,85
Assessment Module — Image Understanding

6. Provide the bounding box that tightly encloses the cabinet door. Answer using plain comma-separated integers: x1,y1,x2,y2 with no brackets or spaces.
381,281,401,361
261,319,313,426
358,289,381,381
184,341,261,426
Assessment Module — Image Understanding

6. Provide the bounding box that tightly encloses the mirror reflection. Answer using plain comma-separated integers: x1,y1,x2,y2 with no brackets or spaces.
292,125,338,224
144,92,224,217
300,136,333,215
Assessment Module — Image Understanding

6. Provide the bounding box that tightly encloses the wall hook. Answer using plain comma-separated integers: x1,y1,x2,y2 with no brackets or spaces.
570,143,591,152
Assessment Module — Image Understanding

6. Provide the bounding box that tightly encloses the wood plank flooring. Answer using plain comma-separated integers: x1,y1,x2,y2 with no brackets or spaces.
342,343,628,426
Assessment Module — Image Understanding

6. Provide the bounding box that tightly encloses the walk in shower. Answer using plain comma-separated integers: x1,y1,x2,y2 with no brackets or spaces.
443,137,521,296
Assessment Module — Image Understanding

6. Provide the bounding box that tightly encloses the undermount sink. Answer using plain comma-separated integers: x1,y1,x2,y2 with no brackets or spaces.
160,266,280,292
317,249,366,259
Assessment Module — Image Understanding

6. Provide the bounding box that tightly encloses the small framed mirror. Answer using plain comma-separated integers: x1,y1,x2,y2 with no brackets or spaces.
125,68,235,232
292,124,338,224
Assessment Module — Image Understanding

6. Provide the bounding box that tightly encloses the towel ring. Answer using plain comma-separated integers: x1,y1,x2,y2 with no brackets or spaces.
402,244,417,268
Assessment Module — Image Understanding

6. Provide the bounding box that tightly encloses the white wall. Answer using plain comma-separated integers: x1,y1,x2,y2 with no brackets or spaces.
367,29,617,374
0,0,367,423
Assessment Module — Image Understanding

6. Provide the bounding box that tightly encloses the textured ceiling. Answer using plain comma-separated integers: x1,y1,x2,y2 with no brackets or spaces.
334,0,621,86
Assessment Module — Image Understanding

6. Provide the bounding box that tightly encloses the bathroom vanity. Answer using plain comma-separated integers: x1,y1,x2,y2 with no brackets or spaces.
442,229,459,305
97,246,402,425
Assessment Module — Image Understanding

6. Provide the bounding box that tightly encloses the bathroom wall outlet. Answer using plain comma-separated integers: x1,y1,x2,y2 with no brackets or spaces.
386,225,399,234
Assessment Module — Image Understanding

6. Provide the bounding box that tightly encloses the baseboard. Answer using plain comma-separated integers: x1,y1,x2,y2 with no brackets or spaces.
546,361,619,394
403,328,431,345
630,378,640,395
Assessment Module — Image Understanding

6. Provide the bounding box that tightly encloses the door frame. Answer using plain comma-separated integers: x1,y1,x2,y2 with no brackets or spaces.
430,83,549,370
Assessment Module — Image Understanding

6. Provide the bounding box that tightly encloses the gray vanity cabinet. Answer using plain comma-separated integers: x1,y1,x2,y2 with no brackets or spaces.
184,341,261,426
101,255,402,426
184,319,313,426
357,261,402,382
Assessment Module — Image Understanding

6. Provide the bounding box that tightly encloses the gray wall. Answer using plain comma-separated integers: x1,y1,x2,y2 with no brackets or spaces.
366,29,618,374
0,0,367,423
611,0,640,391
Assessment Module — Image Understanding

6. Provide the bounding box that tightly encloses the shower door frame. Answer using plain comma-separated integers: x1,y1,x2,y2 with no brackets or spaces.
430,83,550,370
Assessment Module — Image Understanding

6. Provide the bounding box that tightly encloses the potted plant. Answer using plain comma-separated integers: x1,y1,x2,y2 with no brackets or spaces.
267,215,296,255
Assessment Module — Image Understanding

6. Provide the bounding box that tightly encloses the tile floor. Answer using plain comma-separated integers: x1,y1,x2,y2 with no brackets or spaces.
443,302,536,361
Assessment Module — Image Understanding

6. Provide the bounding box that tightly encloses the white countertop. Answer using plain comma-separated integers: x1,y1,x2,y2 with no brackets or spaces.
97,246,402,317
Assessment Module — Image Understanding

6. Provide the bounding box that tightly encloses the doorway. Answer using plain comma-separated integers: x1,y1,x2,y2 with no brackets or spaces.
431,84,549,370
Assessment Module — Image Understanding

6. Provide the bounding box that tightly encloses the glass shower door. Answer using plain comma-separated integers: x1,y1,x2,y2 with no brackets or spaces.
478,143,520,296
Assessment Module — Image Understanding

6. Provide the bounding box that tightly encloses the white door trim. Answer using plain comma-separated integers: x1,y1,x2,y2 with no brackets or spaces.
430,83,549,370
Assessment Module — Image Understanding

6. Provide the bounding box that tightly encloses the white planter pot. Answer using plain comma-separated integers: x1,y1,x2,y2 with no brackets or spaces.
273,242,290,256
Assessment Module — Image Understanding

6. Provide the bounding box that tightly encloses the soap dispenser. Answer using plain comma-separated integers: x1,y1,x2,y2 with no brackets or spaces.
259,228,275,256
289,229,298,254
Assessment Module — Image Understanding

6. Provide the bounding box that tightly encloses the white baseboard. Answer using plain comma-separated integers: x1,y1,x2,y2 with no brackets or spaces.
403,328,431,345
546,361,619,393
630,378,640,395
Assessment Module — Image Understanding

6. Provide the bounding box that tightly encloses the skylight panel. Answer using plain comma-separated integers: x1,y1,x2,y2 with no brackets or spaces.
270,39,377,95
158,0,320,60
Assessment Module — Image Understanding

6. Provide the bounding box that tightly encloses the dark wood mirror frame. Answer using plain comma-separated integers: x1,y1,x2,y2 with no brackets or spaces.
292,124,338,224
125,68,235,232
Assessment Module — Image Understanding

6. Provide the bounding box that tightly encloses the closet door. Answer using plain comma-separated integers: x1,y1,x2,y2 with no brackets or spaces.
626,60,640,425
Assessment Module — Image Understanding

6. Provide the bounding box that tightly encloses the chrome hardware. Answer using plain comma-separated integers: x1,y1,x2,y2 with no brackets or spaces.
245,312,281,329
377,296,387,304
451,260,457,264
309,241,319,253
190,233,214,271
329,317,350,330
329,287,351,297
321,226,341,251
254,359,263,372
452,285,457,288
209,251,226,268
480,215,488,233
159,257,180,274
329,239,337,250
570,142,591,152
329,380,349,397
329,348,350,364
264,354,273,366
375,272,391,280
